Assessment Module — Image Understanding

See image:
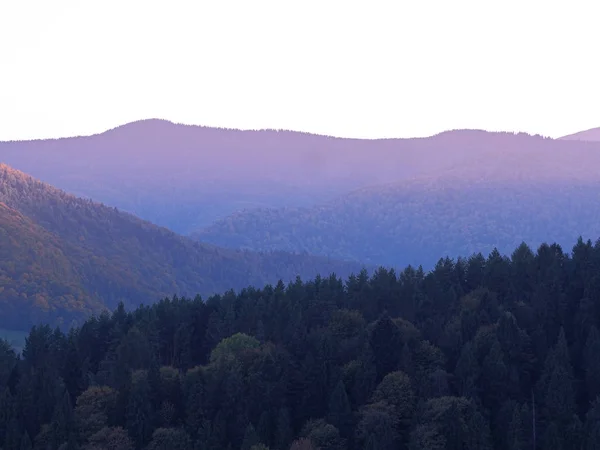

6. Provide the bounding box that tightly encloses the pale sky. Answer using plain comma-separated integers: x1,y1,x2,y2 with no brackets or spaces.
1,0,599,141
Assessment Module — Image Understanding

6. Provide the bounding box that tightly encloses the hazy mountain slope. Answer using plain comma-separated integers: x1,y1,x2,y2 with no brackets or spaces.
0,202,105,327
560,127,600,141
193,177,600,269
0,164,366,331
3,120,593,233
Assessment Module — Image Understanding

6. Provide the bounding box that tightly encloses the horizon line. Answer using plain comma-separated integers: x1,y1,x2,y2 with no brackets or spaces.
0,117,569,143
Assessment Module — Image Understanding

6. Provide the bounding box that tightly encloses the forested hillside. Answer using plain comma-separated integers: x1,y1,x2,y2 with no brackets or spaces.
0,164,366,331
6,120,600,234
194,178,600,268
2,237,600,449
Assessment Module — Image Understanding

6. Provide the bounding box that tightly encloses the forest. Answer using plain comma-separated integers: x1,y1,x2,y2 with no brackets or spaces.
3,237,600,450
0,163,364,331
194,179,600,270
1,122,587,235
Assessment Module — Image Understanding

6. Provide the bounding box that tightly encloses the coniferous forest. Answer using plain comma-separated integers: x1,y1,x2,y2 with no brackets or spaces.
3,238,600,449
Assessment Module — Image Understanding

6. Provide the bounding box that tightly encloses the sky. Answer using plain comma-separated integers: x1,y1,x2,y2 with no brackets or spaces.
1,0,599,141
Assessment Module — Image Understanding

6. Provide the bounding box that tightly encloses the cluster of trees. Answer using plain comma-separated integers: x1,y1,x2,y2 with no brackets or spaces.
4,237,600,449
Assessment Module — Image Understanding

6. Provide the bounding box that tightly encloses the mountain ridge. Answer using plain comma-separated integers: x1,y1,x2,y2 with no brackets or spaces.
0,121,582,233
0,163,368,331
559,127,600,142
2,118,549,143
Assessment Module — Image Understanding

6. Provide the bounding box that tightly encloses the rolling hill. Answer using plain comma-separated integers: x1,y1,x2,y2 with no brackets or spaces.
190,126,600,268
560,127,600,142
4,120,595,234
0,164,367,331
193,175,600,269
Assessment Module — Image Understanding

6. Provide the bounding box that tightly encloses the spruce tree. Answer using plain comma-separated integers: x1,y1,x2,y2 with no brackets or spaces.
327,380,352,438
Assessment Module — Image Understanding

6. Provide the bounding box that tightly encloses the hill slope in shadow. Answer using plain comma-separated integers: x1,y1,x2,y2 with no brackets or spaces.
194,174,600,269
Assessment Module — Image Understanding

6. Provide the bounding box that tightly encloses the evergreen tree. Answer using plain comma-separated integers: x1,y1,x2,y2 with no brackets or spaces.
126,371,154,448
241,424,260,450
369,314,402,381
584,326,600,402
51,387,74,448
275,407,292,450
326,381,352,438
19,431,32,450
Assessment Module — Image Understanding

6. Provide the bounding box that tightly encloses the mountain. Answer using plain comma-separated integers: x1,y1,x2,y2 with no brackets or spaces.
0,120,581,234
0,164,366,331
560,127,600,141
190,125,600,268
193,173,600,269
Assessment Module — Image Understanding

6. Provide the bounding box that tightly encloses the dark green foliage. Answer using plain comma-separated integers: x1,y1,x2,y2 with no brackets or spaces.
371,371,415,446
584,326,600,402
126,371,154,448
301,419,345,450
5,238,600,448
326,381,352,439
19,431,32,450
83,426,134,450
241,424,259,450
369,314,402,380
146,428,192,450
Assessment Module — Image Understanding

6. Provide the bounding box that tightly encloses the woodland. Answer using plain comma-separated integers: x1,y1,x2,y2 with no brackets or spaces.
194,179,600,268
4,127,600,449
0,164,364,331
3,237,600,449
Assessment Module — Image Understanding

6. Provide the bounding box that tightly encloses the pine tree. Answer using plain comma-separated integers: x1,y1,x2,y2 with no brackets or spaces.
126,371,154,448
257,411,272,448
3,416,21,450
19,431,32,450
51,387,74,448
465,410,492,450
585,398,600,450
369,314,402,380
454,342,479,399
481,338,508,411
538,328,576,449
241,424,259,450
326,381,352,438
584,326,600,402
506,404,526,450
400,343,415,377
275,407,292,450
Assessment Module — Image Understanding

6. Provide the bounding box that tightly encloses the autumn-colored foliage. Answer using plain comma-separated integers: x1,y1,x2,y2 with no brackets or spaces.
0,164,366,330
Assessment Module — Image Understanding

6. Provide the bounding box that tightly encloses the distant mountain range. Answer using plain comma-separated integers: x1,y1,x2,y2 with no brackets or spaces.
185,125,600,268
3,119,588,235
5,119,600,268
559,127,600,141
0,164,367,331
193,177,600,268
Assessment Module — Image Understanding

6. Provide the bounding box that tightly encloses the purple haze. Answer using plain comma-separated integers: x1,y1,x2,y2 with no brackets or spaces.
2,119,600,233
